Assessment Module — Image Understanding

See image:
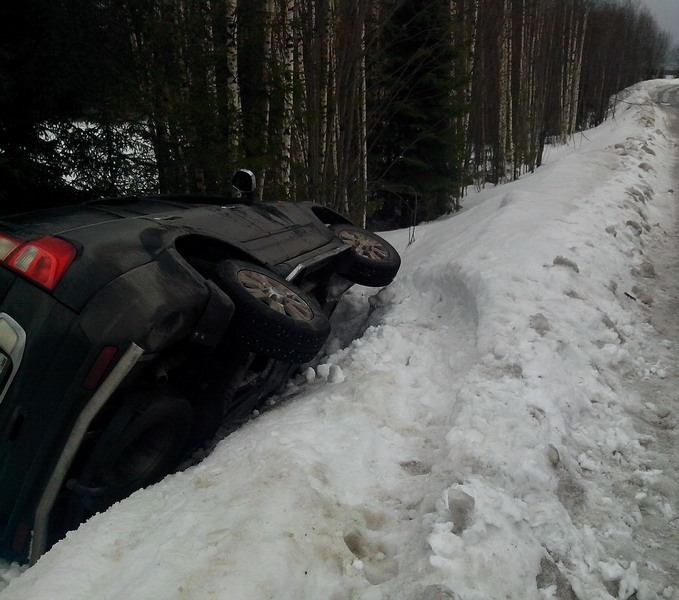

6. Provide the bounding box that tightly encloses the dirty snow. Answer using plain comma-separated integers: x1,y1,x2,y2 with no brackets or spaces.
2,79,679,600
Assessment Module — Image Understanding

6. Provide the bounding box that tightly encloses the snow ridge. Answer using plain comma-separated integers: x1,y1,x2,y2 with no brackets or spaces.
2,80,679,600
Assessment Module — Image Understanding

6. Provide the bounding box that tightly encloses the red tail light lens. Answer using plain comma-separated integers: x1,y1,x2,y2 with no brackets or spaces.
83,345,118,390
0,234,76,291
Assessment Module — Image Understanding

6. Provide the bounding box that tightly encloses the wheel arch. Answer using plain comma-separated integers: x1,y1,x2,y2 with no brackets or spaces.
308,204,354,226
174,234,265,279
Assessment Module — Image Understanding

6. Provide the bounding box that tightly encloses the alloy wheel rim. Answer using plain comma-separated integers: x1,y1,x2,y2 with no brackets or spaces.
238,269,314,321
338,230,389,261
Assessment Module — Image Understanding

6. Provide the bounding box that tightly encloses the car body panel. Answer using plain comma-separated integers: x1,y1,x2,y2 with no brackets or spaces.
0,199,339,311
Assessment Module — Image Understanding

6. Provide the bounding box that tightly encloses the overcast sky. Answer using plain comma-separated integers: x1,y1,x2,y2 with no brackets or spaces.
640,0,679,47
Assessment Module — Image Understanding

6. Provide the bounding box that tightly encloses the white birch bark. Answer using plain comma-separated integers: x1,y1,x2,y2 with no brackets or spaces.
570,7,587,134
210,0,241,165
561,1,576,141
514,0,532,179
259,0,275,198
292,0,307,186
281,0,295,199
528,0,544,168
498,0,513,181
322,0,337,206
224,0,241,157
359,17,368,226
455,0,479,198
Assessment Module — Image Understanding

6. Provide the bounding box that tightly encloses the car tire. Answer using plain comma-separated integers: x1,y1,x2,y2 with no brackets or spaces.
330,224,400,287
91,389,193,501
214,260,331,363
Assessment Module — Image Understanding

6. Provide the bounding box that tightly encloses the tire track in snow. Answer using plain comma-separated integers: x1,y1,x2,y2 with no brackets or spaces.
298,265,481,598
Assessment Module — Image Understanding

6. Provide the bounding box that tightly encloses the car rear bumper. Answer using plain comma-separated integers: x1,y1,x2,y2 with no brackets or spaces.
0,265,111,556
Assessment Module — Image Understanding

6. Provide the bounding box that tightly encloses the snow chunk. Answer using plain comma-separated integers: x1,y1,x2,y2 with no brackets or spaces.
328,365,345,383
309,363,345,383
446,487,476,534
530,313,551,336
553,255,580,273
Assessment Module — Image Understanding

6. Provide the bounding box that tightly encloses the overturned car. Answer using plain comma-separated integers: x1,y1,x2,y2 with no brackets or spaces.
0,170,400,564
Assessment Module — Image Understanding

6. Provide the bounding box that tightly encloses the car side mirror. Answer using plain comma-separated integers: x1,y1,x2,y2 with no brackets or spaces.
232,169,256,202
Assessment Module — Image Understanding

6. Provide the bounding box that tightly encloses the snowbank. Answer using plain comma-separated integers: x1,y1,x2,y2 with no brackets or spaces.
2,80,679,599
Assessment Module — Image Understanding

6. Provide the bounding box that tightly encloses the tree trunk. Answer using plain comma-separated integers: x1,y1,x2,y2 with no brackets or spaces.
281,0,295,199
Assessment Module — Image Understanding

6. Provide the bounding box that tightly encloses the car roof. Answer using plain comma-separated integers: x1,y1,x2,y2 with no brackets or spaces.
0,196,241,238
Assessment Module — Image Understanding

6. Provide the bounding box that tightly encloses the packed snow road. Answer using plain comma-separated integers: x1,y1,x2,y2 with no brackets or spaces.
2,79,679,599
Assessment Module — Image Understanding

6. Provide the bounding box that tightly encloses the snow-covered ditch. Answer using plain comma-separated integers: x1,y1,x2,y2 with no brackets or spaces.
2,79,679,599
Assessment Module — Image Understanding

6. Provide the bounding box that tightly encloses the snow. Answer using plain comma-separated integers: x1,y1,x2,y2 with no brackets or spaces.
2,79,679,599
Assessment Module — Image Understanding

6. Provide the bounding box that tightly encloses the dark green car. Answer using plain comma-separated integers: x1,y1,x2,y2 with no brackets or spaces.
0,171,400,564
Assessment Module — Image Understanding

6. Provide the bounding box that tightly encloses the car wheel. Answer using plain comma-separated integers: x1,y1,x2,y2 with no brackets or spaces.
214,260,331,363
90,389,193,501
330,224,400,287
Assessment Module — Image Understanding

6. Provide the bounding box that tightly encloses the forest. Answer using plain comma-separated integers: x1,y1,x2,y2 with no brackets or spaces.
0,0,671,226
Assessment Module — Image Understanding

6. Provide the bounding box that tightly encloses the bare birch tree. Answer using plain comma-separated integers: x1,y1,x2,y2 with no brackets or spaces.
212,0,241,169
280,0,296,198
82,0,668,222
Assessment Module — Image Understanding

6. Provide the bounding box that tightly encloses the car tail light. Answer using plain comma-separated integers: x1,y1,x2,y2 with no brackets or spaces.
0,235,20,260
83,346,118,390
0,234,76,291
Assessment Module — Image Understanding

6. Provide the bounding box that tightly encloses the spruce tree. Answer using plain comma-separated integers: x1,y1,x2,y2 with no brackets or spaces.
368,0,465,228
0,0,131,212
